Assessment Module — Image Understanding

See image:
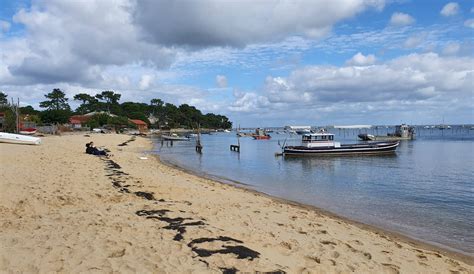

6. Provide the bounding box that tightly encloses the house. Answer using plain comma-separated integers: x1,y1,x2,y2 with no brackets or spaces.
69,118,83,129
69,115,91,129
129,119,148,133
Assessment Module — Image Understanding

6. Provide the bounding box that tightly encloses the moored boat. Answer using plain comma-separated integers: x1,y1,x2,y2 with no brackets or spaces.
0,132,41,145
283,131,398,156
252,128,271,140
358,124,415,141
162,133,190,141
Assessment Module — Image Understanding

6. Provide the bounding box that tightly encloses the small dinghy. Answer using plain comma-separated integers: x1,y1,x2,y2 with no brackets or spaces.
0,132,41,145
19,127,37,135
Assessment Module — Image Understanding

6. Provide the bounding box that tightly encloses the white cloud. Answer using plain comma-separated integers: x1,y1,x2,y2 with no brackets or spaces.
440,2,460,17
0,20,11,32
139,74,154,90
230,53,473,121
6,0,175,85
442,43,461,55
403,34,425,48
346,52,376,66
464,19,474,28
216,75,228,88
389,12,415,26
134,0,385,47
229,90,271,113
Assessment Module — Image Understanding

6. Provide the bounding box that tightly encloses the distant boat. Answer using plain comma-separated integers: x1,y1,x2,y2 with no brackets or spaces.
252,128,271,140
283,131,398,156
162,134,190,141
186,133,198,138
358,124,415,141
437,124,451,130
0,132,41,145
284,125,311,135
357,133,376,141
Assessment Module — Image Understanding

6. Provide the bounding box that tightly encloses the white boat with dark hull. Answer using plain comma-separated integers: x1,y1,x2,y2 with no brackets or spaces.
283,131,399,156
162,133,190,141
0,132,41,145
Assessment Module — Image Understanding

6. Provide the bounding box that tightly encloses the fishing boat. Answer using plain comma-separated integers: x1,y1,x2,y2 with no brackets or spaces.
283,131,398,156
252,128,271,140
0,132,41,145
162,133,190,141
358,124,415,141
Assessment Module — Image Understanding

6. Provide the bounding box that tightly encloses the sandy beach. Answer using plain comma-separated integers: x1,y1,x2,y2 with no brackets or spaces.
1,133,472,273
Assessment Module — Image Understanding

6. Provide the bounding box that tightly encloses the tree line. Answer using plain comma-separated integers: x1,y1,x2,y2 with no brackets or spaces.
0,89,232,131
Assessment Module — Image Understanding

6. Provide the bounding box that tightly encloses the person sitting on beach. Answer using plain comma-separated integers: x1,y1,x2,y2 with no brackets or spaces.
85,142,109,156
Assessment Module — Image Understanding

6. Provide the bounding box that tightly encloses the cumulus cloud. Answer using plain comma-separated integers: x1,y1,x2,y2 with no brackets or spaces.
442,43,461,55
464,19,474,28
133,0,385,47
139,74,154,90
230,53,473,117
5,0,175,85
346,52,376,66
216,75,228,88
389,12,415,26
0,20,11,32
229,90,271,112
440,2,460,16
403,34,425,48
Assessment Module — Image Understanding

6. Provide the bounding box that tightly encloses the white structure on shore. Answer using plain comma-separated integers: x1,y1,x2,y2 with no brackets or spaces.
333,125,372,129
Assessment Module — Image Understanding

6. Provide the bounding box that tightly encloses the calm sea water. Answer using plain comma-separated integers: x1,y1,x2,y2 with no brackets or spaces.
151,126,474,254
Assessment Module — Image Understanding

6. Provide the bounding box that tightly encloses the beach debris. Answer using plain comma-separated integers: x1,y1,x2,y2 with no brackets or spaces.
101,152,261,271
220,267,238,274
135,209,206,241
134,191,155,200
187,236,260,260
136,209,170,217
139,156,148,160
118,136,136,146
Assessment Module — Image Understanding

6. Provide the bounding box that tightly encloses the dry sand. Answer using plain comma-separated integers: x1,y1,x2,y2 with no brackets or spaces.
1,133,472,273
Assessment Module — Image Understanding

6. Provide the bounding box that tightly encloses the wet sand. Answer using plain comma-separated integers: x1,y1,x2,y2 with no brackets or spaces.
1,133,472,273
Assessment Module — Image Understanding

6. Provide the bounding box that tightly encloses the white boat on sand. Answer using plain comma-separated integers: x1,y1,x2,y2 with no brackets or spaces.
0,132,41,145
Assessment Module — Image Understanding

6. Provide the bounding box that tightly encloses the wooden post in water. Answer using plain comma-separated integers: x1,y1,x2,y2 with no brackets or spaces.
230,125,240,153
195,125,203,153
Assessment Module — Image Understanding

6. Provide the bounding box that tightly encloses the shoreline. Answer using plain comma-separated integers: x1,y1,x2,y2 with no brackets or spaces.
154,143,474,264
1,133,472,272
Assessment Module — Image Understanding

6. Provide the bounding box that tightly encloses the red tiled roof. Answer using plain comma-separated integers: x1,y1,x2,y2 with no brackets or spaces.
70,119,81,124
129,119,147,125
70,115,90,123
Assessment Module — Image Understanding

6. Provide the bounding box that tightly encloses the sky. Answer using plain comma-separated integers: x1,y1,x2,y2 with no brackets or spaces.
0,0,473,126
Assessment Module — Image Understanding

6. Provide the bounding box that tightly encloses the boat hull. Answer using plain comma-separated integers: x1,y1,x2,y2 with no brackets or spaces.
162,136,190,141
283,141,399,156
0,132,41,145
252,135,271,140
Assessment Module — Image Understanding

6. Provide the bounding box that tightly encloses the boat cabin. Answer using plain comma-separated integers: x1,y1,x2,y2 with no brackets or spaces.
301,132,340,148
393,124,415,138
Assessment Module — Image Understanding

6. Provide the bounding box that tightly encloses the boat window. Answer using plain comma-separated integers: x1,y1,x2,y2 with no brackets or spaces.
322,135,327,140
329,135,333,140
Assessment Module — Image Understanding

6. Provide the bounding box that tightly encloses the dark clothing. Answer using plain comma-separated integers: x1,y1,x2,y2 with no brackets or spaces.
86,146,107,156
